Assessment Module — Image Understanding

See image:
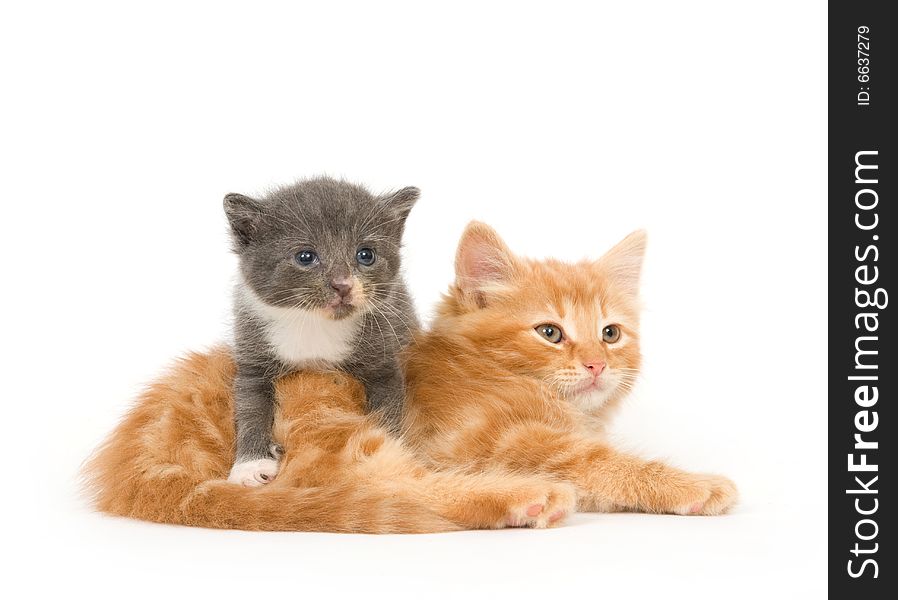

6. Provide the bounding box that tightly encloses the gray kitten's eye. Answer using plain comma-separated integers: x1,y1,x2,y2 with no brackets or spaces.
356,248,376,266
535,324,563,343
602,325,621,344
295,250,318,266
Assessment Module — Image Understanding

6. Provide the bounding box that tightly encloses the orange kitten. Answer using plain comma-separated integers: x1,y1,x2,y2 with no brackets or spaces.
83,347,575,532
403,222,738,515
84,222,735,531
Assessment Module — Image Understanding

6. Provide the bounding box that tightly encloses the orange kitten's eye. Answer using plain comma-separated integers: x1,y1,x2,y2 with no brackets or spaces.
535,324,563,343
602,325,621,344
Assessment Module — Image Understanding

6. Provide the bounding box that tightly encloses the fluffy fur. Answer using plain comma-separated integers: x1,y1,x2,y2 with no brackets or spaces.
83,347,575,532
402,222,737,515
83,221,736,531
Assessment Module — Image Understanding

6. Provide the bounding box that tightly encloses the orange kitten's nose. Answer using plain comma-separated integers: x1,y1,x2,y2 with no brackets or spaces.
584,361,606,376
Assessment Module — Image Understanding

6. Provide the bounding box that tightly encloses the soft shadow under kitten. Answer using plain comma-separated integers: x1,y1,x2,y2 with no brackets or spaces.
223,176,419,486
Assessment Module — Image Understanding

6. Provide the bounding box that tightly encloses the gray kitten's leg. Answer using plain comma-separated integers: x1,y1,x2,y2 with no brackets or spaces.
358,367,406,434
228,366,280,486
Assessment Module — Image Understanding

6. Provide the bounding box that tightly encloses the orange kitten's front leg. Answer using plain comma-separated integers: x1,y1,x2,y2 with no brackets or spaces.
492,424,738,516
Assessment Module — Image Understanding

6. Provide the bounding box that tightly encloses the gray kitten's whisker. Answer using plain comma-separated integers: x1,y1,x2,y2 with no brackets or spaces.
366,305,390,363
371,298,417,333
372,303,405,350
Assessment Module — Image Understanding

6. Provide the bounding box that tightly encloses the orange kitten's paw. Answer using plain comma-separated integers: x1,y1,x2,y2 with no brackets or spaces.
269,443,284,460
227,458,280,487
676,474,738,516
503,482,577,529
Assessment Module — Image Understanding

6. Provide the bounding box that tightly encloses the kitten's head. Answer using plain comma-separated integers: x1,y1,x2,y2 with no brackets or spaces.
442,221,645,413
224,176,419,320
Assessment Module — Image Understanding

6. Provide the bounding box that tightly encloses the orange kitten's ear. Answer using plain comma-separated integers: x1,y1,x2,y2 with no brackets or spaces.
597,230,647,296
454,221,517,309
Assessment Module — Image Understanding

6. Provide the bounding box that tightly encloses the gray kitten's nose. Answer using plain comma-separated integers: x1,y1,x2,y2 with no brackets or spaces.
330,278,353,298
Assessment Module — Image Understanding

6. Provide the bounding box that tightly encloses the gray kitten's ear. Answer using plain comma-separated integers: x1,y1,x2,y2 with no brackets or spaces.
381,186,420,221
223,193,263,247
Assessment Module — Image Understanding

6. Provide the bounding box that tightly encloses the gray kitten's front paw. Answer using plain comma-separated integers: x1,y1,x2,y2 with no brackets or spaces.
227,458,279,487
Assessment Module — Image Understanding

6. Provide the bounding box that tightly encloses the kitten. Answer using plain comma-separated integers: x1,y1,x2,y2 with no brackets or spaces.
83,219,735,531
403,222,738,516
223,177,421,486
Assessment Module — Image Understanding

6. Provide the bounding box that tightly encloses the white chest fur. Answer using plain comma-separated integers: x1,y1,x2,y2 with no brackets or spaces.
240,286,361,367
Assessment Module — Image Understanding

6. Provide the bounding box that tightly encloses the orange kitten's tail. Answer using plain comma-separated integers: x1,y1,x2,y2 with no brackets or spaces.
182,479,457,533
83,460,456,533
80,347,458,533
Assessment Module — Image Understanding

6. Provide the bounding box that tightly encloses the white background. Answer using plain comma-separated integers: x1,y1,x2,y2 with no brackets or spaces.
1,1,826,598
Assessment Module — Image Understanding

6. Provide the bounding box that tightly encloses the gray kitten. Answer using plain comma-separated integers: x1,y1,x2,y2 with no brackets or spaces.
223,176,420,486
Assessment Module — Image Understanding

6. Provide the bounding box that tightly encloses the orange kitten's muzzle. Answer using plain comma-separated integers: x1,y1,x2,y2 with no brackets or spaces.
583,360,606,376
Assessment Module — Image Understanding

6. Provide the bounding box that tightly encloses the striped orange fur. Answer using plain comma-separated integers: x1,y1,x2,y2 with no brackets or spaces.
83,346,575,532
402,222,737,516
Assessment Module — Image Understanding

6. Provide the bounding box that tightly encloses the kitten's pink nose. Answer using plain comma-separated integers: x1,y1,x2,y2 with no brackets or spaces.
584,361,606,376
330,277,353,298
